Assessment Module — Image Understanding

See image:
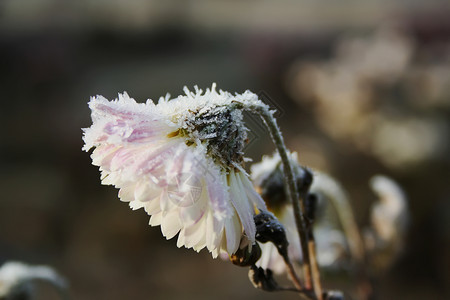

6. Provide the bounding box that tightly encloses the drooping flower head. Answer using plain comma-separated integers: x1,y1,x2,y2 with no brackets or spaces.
83,84,267,258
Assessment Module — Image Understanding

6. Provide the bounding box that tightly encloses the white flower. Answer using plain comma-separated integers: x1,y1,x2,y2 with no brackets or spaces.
0,261,66,298
366,175,409,260
250,152,302,273
82,84,267,258
251,152,348,273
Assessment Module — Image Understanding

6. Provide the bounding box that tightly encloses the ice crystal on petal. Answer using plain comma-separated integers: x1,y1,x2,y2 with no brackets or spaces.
83,84,267,258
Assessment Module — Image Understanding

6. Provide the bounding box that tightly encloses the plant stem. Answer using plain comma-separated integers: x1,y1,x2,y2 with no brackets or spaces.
308,235,324,300
248,104,314,293
283,253,304,292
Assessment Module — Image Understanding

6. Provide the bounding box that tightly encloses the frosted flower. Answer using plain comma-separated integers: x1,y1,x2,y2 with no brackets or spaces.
82,84,267,258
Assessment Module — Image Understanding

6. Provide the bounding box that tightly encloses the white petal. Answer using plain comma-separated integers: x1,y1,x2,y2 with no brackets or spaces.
134,179,159,202
144,197,161,215
161,210,182,239
178,217,207,249
149,213,162,226
118,184,135,202
238,170,267,211
228,170,256,243
129,200,145,210
223,211,242,254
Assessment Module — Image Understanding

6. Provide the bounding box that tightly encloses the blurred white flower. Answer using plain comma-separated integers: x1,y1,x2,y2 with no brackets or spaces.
250,152,302,273
367,175,409,253
0,261,66,299
251,152,351,273
309,172,364,266
83,84,267,258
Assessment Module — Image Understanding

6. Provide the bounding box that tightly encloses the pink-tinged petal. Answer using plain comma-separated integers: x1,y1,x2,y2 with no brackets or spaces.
205,171,232,221
83,94,175,151
91,145,120,167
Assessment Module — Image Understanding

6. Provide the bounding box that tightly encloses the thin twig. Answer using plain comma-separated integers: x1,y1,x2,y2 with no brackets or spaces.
283,253,304,291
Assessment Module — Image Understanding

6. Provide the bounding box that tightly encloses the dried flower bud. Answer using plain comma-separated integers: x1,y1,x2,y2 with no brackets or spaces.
248,265,279,292
254,210,289,258
251,152,312,212
230,243,262,267
305,193,318,223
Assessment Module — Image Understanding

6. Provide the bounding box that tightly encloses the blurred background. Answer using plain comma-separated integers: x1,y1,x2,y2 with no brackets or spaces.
0,0,449,299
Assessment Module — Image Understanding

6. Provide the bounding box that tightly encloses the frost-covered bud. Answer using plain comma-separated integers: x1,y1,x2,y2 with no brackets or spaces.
251,152,312,212
248,265,280,292
230,243,262,267
254,211,289,258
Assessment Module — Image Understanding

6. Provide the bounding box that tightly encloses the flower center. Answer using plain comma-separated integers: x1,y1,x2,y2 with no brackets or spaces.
170,106,248,168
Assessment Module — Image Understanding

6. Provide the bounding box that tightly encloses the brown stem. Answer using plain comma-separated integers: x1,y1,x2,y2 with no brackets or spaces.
309,236,324,300
283,254,304,291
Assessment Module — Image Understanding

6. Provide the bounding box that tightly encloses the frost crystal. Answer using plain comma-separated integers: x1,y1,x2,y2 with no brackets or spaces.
82,84,267,258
